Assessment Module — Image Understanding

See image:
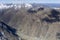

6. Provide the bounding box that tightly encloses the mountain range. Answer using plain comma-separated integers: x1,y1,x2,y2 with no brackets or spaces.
0,3,60,40
0,3,60,9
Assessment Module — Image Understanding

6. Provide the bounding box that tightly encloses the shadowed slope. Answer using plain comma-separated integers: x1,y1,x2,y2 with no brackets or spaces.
42,9,60,23
0,21,19,40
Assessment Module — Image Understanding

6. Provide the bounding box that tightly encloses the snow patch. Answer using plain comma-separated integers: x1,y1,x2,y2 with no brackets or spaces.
25,3,32,8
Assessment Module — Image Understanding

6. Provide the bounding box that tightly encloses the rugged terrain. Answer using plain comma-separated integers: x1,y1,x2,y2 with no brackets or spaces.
0,6,60,40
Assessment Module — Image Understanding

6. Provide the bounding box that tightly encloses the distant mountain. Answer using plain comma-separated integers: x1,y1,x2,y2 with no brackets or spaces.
43,3,60,8
0,3,33,10
31,3,60,9
0,3,21,9
0,3,60,10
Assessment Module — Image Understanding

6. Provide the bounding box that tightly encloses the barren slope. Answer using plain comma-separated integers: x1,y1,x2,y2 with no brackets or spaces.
0,8,60,40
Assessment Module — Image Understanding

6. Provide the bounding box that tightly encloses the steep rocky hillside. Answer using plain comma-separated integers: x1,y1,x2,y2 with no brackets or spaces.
0,7,60,40
0,21,19,40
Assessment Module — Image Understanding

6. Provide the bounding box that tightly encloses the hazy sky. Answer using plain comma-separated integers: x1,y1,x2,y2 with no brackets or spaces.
0,0,60,4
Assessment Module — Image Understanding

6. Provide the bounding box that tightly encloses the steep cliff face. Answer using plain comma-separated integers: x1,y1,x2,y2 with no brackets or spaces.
0,21,19,40
0,8,60,40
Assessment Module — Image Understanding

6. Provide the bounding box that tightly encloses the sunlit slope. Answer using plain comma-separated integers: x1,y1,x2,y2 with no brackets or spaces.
0,8,60,40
